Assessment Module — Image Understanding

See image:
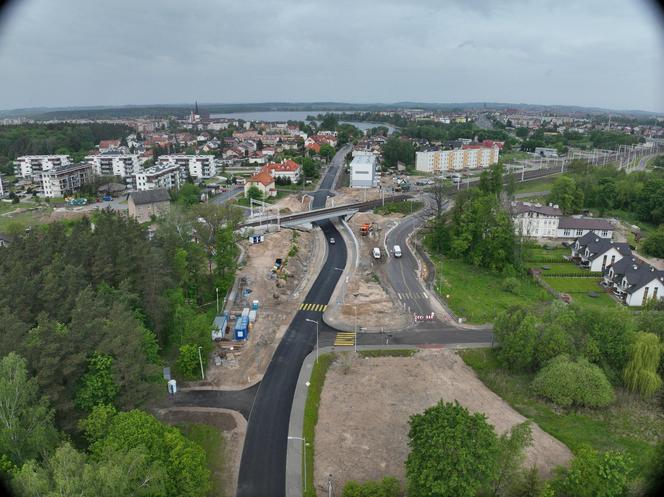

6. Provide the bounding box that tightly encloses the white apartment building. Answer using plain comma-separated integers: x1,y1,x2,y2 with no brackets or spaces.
350,154,378,188
13,155,71,179
87,152,140,187
512,202,561,238
41,163,93,198
158,155,217,179
134,163,184,191
415,145,499,173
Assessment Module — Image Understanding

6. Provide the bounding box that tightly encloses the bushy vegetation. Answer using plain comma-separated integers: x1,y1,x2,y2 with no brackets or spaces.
342,477,401,497
374,200,423,215
532,355,615,408
623,332,663,397
381,136,416,168
641,225,664,258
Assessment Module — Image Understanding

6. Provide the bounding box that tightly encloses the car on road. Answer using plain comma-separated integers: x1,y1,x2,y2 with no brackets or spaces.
372,247,381,259
393,245,402,257
329,237,335,244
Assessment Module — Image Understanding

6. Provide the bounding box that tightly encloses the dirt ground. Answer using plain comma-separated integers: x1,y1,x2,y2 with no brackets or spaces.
326,211,411,331
314,349,572,495
154,407,246,497
205,226,322,387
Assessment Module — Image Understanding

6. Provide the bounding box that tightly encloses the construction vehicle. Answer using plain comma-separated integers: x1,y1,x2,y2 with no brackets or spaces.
360,224,371,236
272,258,283,273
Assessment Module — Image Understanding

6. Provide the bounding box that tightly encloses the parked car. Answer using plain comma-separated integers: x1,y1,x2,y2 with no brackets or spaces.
372,247,381,259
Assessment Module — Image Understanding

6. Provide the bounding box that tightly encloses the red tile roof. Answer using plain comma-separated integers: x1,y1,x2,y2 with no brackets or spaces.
248,171,275,187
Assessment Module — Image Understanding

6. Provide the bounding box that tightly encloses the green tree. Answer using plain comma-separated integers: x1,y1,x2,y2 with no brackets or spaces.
177,344,203,380
488,421,533,497
246,185,263,201
319,113,339,131
84,408,210,497
623,332,662,397
497,314,539,371
382,136,415,167
643,441,664,497
319,143,335,160
641,226,664,258
0,353,59,466
546,176,583,214
75,353,120,411
176,182,201,207
531,355,615,408
406,400,498,497
553,446,632,497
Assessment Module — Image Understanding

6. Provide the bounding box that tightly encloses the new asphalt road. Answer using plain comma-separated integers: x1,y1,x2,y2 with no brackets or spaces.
236,145,350,497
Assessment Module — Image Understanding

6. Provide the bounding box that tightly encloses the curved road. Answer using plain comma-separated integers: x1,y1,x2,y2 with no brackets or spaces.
236,145,351,497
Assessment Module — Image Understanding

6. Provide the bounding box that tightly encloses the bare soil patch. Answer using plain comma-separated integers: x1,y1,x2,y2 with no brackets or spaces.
205,227,322,387
314,349,571,495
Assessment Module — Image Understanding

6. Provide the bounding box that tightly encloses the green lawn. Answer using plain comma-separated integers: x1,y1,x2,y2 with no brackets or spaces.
524,245,569,261
460,348,661,476
527,262,591,276
302,353,336,497
434,257,552,323
178,423,226,497
234,190,290,207
542,277,616,308
501,151,531,163
374,200,423,216
0,205,52,231
514,177,556,194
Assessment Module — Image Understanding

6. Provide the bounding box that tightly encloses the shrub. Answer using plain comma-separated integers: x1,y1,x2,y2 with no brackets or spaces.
342,476,401,497
501,276,520,294
623,332,663,397
531,355,615,408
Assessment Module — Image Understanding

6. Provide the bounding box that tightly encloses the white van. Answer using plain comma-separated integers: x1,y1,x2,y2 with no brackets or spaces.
393,245,402,258
372,247,381,259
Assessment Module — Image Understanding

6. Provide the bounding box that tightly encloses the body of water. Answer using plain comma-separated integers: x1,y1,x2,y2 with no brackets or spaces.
210,110,396,134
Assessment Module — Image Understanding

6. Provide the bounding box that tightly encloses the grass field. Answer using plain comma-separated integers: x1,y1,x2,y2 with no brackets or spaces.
178,423,226,497
527,262,595,276
302,353,336,497
374,200,423,216
434,257,552,323
514,177,557,194
0,205,52,231
542,276,616,308
524,245,569,261
460,348,662,476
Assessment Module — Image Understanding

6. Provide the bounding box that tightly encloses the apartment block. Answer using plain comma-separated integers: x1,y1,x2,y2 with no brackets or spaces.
134,163,184,191
158,154,217,179
14,155,72,179
41,163,93,198
86,152,140,187
415,145,499,173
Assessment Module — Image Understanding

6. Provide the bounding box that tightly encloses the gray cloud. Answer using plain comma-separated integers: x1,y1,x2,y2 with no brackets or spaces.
0,0,662,111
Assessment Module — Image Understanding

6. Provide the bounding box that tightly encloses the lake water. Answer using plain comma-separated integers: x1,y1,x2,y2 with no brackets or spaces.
210,110,396,133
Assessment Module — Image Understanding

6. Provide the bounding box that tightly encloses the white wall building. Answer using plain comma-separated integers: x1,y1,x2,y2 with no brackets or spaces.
14,155,71,179
512,202,561,238
0,174,6,197
416,145,499,173
350,154,378,188
41,163,93,198
134,163,184,191
158,155,217,179
87,152,140,187
625,270,664,307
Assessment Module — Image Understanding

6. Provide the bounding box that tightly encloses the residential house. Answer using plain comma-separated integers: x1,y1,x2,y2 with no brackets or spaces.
263,159,301,183
605,258,664,306
571,232,631,272
512,202,561,238
98,139,121,153
557,217,613,240
244,171,276,198
128,188,171,223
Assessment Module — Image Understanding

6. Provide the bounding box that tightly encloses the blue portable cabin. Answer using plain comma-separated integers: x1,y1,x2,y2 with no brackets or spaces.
234,315,249,341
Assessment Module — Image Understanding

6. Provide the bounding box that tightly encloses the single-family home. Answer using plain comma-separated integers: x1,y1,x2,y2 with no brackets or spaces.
244,171,276,198
263,159,301,183
606,259,664,306
571,232,631,272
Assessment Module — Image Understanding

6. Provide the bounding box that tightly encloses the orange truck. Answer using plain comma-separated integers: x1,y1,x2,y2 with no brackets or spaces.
360,223,371,236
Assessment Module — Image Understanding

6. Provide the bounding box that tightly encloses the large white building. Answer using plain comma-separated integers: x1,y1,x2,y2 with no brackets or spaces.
158,155,217,179
350,154,378,188
86,152,140,187
13,155,71,179
416,145,499,173
40,163,93,198
134,163,184,191
512,202,562,238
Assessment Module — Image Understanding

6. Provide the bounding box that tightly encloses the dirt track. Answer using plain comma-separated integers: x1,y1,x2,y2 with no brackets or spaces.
314,349,572,495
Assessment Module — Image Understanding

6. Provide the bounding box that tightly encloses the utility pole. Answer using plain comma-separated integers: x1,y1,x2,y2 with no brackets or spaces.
197,346,205,380
216,287,219,315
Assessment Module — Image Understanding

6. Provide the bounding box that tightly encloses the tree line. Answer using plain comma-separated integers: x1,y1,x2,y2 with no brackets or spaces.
0,123,134,172
0,205,242,495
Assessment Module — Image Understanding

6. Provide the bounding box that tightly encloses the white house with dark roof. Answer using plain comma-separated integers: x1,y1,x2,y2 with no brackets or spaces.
571,232,631,272
512,202,561,238
557,217,613,240
624,267,664,306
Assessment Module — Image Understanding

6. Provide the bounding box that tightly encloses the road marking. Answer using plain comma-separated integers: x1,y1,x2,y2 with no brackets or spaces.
334,332,356,346
299,303,327,312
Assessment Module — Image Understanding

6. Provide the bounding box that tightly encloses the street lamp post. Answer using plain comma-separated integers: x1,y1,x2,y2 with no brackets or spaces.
287,436,309,492
305,318,319,364
197,346,205,380
215,287,219,315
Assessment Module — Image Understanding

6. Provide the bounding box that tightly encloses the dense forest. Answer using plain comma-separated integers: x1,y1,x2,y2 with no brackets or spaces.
0,206,241,496
0,123,133,173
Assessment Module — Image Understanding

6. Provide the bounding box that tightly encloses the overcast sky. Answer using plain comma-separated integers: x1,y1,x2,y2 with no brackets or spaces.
0,0,662,112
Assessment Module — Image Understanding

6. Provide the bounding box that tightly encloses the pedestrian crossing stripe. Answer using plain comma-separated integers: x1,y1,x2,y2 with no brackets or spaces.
299,303,328,312
397,291,428,300
334,332,356,346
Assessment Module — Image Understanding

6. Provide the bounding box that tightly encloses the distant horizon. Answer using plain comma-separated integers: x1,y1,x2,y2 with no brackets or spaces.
1,100,662,118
